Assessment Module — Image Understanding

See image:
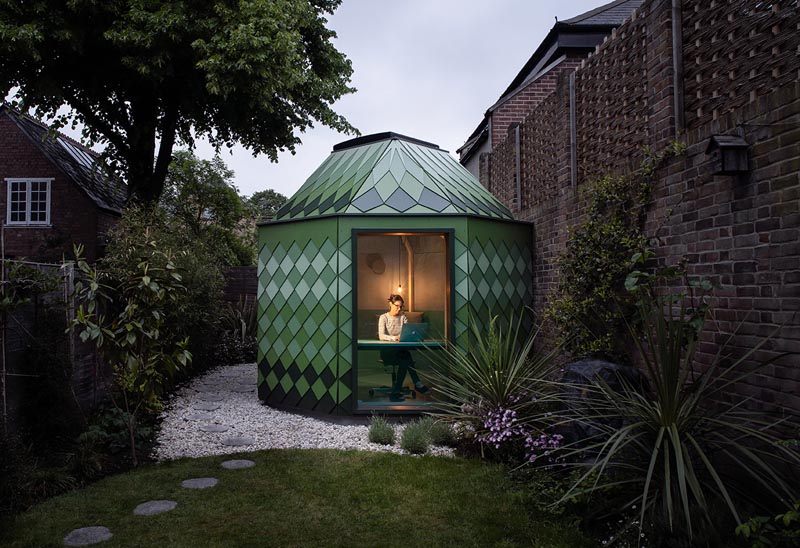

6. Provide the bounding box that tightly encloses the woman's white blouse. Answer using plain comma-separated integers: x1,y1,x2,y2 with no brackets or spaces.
378,312,407,341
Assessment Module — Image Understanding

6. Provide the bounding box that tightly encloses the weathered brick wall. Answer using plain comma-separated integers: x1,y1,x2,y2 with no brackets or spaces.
490,57,583,148
683,0,800,131
486,0,800,415
0,114,115,263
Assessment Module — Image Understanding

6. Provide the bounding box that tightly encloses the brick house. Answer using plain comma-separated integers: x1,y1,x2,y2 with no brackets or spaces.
0,105,126,263
464,0,800,416
457,0,644,184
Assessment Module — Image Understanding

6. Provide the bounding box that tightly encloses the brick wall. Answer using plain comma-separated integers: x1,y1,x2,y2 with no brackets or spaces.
0,115,116,262
485,0,800,415
490,57,583,148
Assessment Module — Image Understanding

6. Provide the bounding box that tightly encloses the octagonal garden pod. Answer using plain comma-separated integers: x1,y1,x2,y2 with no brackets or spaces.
257,133,533,415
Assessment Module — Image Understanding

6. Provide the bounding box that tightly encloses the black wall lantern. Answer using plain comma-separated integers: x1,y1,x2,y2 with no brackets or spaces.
706,135,750,175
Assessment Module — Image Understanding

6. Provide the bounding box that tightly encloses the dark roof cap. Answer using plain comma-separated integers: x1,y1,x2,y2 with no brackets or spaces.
333,132,441,153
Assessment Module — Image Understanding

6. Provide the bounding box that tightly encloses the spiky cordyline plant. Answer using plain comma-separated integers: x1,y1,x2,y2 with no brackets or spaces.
554,277,799,542
424,313,560,437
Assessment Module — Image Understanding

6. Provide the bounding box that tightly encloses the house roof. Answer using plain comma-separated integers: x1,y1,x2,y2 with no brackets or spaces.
0,105,126,214
271,133,513,222
458,0,643,163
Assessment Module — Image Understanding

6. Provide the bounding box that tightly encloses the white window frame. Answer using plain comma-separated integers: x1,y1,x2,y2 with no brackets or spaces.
5,178,52,226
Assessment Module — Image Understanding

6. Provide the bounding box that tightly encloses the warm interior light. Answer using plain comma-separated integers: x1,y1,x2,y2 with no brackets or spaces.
397,284,402,293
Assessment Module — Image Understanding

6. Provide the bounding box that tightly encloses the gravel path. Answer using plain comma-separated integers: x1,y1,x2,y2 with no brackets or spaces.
153,364,453,461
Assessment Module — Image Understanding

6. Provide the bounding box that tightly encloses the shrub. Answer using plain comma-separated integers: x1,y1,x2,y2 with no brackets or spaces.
425,313,560,462
737,502,800,548
554,265,800,543
68,236,192,466
417,415,457,446
367,415,395,445
401,420,431,455
546,142,685,361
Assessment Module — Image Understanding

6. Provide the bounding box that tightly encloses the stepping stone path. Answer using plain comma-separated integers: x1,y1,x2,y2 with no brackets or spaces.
181,477,218,489
194,385,220,393
231,385,254,393
221,436,255,447
192,402,221,411
63,526,113,546
221,459,255,469
185,413,214,421
197,393,224,402
133,500,177,516
199,424,230,433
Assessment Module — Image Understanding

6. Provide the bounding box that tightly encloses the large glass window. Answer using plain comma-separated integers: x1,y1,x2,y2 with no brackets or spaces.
354,231,449,410
5,178,51,225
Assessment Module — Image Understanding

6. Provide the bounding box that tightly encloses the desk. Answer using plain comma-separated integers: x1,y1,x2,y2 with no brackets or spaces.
357,339,445,349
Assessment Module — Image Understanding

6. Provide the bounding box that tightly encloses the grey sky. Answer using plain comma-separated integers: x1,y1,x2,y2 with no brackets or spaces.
194,0,604,198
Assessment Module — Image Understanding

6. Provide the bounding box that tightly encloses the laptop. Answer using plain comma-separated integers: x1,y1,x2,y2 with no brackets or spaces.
399,323,428,342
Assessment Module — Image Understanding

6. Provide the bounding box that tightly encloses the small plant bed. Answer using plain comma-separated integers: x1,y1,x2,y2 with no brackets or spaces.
0,449,591,548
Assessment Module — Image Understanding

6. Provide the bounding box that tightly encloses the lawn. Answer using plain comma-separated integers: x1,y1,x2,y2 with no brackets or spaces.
1,449,590,548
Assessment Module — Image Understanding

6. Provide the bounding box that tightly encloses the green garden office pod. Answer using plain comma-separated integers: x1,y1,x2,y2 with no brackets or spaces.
257,133,533,415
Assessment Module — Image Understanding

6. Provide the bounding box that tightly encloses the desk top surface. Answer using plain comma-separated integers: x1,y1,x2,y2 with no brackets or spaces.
357,339,445,348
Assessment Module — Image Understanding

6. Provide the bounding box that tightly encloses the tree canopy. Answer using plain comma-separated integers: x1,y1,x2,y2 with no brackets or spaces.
0,0,356,204
245,189,288,221
161,150,256,266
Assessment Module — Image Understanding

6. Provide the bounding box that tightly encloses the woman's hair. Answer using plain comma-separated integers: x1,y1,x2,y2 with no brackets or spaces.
387,294,404,305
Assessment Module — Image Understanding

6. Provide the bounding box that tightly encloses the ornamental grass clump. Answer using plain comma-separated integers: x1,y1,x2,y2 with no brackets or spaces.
416,416,458,447
425,313,560,461
555,263,800,543
367,415,395,446
401,420,431,455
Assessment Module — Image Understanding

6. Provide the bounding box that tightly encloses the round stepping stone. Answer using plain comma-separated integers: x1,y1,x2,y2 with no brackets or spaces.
185,413,214,421
192,402,221,411
199,424,230,433
181,477,218,489
221,436,255,447
221,459,255,469
63,526,112,546
194,384,220,393
197,393,224,402
219,369,244,377
133,500,177,516
231,385,254,393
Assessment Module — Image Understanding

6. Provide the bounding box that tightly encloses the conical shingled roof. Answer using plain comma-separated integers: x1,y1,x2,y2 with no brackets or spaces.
273,133,513,221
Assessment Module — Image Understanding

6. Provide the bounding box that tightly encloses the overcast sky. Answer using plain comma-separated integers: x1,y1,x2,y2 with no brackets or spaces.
192,0,605,198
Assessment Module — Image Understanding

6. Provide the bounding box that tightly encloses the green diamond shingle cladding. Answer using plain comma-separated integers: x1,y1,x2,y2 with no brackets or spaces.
273,137,513,220
258,218,351,413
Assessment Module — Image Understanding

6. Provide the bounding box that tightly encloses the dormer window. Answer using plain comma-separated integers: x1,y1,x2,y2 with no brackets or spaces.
5,178,52,226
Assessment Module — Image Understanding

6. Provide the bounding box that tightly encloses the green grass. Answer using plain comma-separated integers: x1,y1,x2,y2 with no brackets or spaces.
0,449,590,548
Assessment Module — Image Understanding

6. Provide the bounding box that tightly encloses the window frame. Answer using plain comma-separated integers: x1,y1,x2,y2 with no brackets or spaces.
5,178,52,226
351,228,455,413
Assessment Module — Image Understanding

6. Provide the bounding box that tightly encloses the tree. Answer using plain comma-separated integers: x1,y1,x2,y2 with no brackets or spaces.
161,150,255,266
0,0,356,204
246,189,288,221
162,150,245,235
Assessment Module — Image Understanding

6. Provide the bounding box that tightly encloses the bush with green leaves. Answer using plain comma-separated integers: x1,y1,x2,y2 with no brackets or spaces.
554,264,800,544
546,142,685,361
368,415,395,445
401,420,431,455
736,502,800,548
68,236,192,466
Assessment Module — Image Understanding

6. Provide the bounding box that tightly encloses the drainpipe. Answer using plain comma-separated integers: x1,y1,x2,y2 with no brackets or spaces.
514,124,522,211
672,0,685,135
569,71,578,189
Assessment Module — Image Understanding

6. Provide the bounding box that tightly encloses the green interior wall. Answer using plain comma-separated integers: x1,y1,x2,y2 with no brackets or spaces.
257,215,532,415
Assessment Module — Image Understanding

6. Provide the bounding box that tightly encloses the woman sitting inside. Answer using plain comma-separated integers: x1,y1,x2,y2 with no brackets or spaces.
378,294,430,402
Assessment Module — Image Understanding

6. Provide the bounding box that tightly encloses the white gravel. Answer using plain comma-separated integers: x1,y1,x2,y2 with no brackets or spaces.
153,363,454,461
